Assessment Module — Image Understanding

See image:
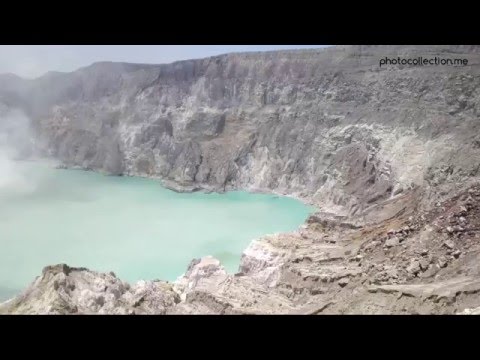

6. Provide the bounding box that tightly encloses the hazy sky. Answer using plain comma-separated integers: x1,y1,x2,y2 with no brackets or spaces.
0,45,329,79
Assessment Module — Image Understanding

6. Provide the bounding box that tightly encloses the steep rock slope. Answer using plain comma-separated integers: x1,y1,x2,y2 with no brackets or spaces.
2,45,480,215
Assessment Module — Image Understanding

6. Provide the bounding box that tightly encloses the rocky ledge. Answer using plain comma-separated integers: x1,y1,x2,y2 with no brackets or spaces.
2,183,480,314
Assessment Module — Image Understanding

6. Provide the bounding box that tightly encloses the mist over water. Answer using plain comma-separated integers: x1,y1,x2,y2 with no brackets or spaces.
0,162,314,301
0,108,37,195
0,152,37,195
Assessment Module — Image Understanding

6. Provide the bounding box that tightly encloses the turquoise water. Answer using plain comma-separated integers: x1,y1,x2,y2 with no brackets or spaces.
0,161,314,301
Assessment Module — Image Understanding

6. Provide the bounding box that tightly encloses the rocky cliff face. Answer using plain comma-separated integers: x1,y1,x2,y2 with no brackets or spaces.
1,45,480,314
2,45,480,214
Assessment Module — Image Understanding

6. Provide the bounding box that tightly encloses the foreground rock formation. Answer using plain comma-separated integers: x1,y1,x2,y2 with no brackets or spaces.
1,45,480,314
2,182,480,314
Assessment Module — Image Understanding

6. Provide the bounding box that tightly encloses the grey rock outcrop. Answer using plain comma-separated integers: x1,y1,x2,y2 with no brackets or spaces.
0,264,180,314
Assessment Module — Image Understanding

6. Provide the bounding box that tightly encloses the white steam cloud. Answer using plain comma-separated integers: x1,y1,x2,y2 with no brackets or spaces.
0,107,37,194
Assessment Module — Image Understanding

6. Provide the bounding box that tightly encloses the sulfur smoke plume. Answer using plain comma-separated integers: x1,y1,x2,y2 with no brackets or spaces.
0,107,36,193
